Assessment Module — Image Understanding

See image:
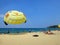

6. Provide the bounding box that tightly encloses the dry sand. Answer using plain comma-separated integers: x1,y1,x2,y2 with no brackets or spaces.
0,31,60,45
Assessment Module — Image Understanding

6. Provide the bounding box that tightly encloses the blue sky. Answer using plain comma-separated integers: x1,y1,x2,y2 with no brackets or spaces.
0,0,60,28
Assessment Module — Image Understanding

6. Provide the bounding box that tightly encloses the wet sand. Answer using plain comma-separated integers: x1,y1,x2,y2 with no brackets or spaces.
0,31,60,45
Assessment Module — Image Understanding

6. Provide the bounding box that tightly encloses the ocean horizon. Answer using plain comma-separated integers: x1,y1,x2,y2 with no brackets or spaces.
0,28,60,33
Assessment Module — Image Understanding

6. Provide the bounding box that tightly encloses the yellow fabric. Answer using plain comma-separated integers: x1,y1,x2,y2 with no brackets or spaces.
58,25,60,28
4,10,26,24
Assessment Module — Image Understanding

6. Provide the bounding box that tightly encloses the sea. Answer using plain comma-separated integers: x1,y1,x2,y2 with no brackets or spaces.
0,28,60,33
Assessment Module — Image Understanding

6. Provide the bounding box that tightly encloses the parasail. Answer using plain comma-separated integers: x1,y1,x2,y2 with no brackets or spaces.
4,10,26,25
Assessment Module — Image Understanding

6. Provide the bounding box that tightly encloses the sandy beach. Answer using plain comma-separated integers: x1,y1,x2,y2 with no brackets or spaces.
0,31,60,45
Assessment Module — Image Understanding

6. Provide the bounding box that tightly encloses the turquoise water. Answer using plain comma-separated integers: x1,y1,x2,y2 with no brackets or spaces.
0,28,60,33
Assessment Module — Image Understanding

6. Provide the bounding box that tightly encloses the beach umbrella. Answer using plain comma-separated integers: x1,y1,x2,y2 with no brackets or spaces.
4,10,27,25
58,25,60,28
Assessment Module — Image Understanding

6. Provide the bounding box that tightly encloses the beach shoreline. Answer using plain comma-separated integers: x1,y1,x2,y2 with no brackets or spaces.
0,30,60,45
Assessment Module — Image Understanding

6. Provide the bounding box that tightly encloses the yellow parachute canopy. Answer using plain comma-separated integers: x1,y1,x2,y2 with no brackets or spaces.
4,10,26,25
